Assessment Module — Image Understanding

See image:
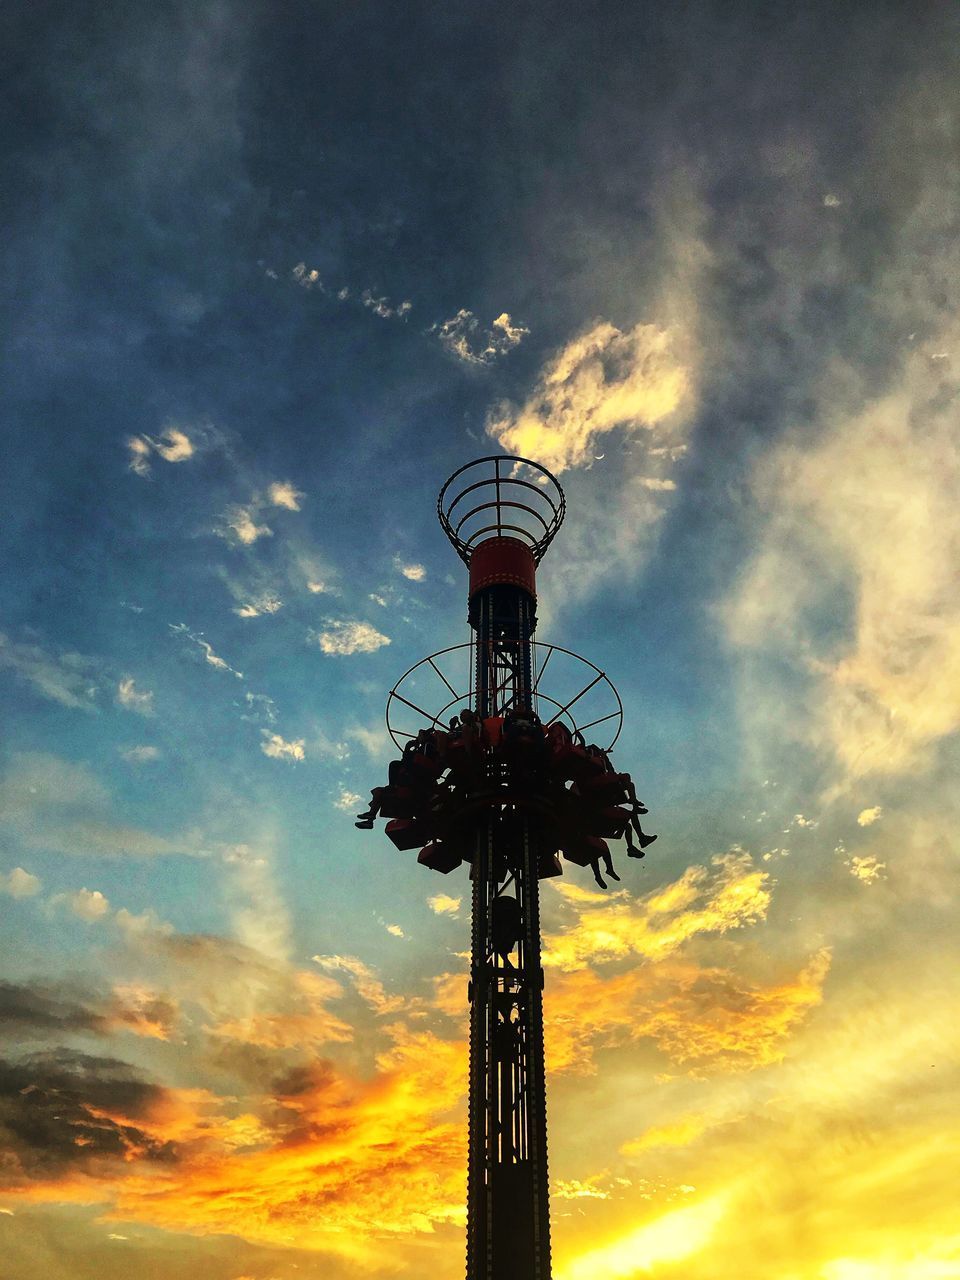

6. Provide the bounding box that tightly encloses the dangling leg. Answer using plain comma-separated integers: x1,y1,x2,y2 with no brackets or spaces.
630,813,657,848
625,823,645,859
602,847,620,882
591,858,608,890
355,786,385,828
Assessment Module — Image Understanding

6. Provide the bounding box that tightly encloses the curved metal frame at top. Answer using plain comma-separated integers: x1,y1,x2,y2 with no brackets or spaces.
385,640,623,752
438,455,566,565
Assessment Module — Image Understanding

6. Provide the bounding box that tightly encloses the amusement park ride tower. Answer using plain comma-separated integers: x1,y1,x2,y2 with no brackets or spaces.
357,457,655,1280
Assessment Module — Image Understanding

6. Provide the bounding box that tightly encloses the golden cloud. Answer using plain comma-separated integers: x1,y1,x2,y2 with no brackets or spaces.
486,319,692,475
542,851,772,972
544,948,830,1076
724,338,960,784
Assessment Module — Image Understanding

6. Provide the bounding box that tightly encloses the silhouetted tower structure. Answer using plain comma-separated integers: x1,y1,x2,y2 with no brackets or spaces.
438,458,562,1280
362,456,652,1280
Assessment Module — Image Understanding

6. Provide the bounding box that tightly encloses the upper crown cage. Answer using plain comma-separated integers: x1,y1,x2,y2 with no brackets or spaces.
437,455,566,565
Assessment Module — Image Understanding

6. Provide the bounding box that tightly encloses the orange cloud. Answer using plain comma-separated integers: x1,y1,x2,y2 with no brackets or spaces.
544,949,831,1075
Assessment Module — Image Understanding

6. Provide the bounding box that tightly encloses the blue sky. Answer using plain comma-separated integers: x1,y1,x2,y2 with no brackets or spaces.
2,3,960,1278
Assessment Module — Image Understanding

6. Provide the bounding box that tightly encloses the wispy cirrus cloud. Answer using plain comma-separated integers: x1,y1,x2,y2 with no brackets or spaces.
169,623,243,678
0,753,195,860
119,745,161,765
0,632,99,711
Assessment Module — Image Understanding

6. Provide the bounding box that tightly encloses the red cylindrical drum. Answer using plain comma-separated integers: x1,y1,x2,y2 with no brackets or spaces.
468,536,537,599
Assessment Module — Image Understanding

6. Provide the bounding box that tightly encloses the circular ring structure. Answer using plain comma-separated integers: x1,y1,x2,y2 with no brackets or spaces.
385,641,623,752
438,455,566,565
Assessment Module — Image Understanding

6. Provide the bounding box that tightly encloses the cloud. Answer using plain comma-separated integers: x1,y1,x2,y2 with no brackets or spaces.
333,788,363,812
125,426,195,477
219,840,295,966
846,854,886,884
486,318,691,474
427,894,461,916
169,624,243,679
0,1050,174,1179
312,954,405,1016
542,851,772,972
116,676,153,716
0,632,99,711
361,289,412,319
219,503,272,545
723,335,960,787
396,559,426,582
120,745,161,765
857,806,883,827
60,887,111,921
233,595,283,619
308,620,391,656
0,752,192,859
0,867,41,898
291,262,323,290
620,1114,712,1155
557,1192,730,1280
266,481,303,511
543,948,831,1076
434,309,528,364
345,723,390,759
0,979,174,1041
385,924,405,938
259,731,305,762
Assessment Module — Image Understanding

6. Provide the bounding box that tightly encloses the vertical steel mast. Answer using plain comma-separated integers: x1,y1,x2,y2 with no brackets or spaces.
438,457,565,1280
369,455,649,1278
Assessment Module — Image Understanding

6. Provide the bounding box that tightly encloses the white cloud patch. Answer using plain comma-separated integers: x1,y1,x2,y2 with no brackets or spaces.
334,788,363,812
220,503,273,546
857,806,883,827
309,620,391,656
120,745,161,765
427,894,461,916
62,887,111,921
396,559,426,582
126,426,195,477
234,594,283,619
260,731,306,762
434,308,528,365
0,867,41,898
116,676,154,716
267,481,304,511
169,624,243,679
486,318,691,475
385,923,405,938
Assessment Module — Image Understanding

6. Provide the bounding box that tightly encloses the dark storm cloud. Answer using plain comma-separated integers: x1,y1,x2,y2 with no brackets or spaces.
0,979,178,1043
0,981,110,1036
0,1049,176,1177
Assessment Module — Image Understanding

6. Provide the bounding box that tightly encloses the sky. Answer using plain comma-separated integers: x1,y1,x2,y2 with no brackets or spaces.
2,1,959,1277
